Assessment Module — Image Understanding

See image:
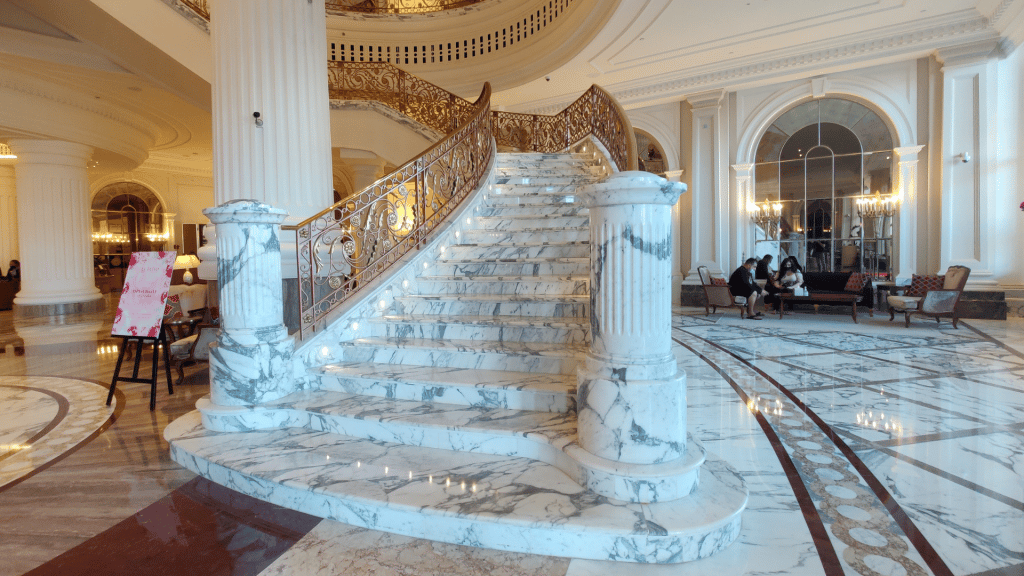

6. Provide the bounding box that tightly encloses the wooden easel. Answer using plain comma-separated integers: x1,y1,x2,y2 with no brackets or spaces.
106,326,174,411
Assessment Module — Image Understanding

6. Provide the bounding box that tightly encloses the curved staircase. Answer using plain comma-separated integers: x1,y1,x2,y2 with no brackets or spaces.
166,152,747,563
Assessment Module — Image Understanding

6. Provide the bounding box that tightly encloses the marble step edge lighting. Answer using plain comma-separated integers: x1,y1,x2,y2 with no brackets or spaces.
168,157,747,563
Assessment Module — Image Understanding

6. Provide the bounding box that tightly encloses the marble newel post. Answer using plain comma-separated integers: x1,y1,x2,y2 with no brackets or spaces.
202,200,294,409
577,172,687,465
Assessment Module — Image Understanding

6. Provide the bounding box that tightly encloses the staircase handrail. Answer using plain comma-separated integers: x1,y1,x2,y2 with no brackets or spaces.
284,81,494,339
329,61,637,171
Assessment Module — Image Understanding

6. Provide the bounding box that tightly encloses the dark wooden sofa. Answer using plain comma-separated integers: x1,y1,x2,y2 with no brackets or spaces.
797,272,875,313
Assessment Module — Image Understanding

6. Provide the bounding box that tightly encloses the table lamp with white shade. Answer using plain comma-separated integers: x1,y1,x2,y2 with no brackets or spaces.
174,254,201,284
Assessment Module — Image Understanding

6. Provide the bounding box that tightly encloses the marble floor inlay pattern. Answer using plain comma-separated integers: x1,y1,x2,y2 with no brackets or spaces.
0,376,117,490
0,299,1021,576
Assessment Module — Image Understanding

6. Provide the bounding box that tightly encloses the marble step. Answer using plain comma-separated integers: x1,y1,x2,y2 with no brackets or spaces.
412,275,588,296
493,175,594,187
460,227,589,244
476,205,587,218
168,410,744,563
430,258,589,277
314,361,576,412
395,293,588,317
442,242,589,260
472,214,590,230
486,191,581,205
339,336,583,374
191,390,708,505
366,314,590,344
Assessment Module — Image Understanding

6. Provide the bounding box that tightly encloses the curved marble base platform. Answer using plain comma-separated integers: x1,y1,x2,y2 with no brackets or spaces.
165,410,747,563
195,392,705,503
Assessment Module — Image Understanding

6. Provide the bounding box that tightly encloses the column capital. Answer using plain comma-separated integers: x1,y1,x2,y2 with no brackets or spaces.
8,140,93,165
894,145,925,160
687,89,726,110
204,199,289,225
936,40,999,69
731,163,755,177
578,171,686,208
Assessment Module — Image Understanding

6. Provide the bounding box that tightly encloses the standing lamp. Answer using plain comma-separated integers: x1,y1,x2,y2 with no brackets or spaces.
174,254,201,284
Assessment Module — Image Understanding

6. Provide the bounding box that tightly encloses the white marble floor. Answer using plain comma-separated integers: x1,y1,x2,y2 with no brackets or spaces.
1,303,1021,576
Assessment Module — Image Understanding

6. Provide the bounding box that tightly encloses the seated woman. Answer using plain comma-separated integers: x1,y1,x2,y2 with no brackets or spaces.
777,257,807,302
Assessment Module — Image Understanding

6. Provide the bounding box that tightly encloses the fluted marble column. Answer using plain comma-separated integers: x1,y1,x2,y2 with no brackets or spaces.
0,164,18,267
200,0,333,282
8,140,102,315
577,172,687,465
203,200,294,409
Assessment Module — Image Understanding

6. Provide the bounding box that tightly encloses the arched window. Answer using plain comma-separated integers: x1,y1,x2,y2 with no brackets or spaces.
91,182,170,263
634,130,666,176
752,98,896,278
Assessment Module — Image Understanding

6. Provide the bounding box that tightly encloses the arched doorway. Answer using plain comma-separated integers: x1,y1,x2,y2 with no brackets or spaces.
752,98,897,278
91,182,171,287
635,129,667,176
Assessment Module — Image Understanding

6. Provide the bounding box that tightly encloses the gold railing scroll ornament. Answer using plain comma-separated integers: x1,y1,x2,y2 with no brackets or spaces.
326,0,486,15
180,0,209,19
288,62,636,338
329,62,638,172
285,82,494,338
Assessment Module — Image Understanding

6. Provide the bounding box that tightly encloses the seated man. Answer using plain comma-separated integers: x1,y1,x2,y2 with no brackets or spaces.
729,258,764,319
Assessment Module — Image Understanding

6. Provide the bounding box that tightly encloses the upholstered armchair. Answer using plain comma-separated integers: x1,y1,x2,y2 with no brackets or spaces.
168,323,219,385
887,265,971,328
698,265,747,318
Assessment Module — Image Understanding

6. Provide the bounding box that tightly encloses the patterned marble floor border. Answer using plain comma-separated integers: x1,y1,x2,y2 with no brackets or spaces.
674,332,952,576
0,377,124,493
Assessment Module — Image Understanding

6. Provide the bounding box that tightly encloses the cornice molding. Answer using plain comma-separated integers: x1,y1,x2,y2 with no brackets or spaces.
0,74,158,138
518,14,997,113
138,154,213,177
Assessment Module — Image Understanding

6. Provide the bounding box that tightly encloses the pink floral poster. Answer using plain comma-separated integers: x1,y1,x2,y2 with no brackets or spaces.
112,251,176,338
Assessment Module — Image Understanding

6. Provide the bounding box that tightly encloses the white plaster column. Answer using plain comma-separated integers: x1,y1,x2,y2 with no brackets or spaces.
893,145,925,283
8,140,102,313
937,41,998,286
577,172,687,472
664,169,685,304
0,163,18,267
202,200,294,412
684,90,728,281
201,0,333,281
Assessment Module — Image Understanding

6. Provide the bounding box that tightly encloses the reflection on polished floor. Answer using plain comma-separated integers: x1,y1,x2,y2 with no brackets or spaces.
0,296,1021,576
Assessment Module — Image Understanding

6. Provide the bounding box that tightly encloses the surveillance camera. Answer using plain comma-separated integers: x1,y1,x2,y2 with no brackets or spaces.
960,152,970,163
253,112,261,118
545,76,551,82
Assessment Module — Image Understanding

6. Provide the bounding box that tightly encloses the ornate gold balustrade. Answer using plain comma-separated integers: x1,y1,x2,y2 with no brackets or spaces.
329,61,637,171
180,0,209,20
285,82,494,338
326,0,486,14
285,61,634,338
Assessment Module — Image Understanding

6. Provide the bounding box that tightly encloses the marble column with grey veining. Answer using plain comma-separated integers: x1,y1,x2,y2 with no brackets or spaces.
577,172,687,465
203,200,295,409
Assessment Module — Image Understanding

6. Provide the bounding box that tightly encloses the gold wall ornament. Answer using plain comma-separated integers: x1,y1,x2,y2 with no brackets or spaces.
326,0,486,15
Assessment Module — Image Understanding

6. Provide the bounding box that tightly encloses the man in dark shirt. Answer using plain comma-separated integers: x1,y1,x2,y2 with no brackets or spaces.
755,254,774,280
729,258,763,319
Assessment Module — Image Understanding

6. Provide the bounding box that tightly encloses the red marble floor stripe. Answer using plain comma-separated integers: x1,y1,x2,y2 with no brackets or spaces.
673,336,845,576
23,477,321,576
702,339,957,576
0,383,122,494
0,385,69,464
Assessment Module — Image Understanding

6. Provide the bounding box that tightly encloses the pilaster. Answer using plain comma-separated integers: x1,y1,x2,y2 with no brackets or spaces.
684,89,728,281
893,145,925,283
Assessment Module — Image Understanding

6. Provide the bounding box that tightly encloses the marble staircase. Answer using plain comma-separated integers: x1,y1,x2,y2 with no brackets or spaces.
167,152,747,563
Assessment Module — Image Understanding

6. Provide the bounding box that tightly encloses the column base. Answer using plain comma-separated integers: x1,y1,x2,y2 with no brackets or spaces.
577,354,686,465
209,326,296,408
13,296,105,318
